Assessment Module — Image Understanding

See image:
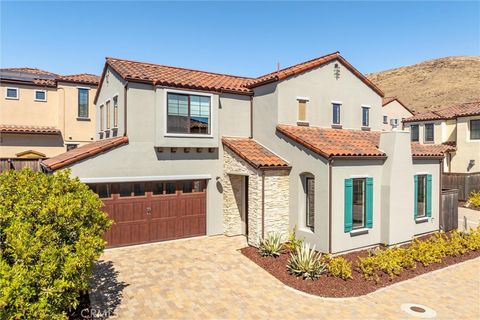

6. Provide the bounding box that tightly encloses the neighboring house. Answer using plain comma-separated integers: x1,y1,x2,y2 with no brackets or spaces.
381,96,414,131
42,52,448,253
0,68,100,158
403,101,480,173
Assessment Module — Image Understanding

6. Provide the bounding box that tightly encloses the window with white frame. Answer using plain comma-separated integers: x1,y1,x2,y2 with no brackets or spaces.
113,96,118,128
106,100,111,129
5,87,18,99
99,105,104,131
167,92,211,134
34,90,47,102
303,174,315,231
78,88,89,118
470,119,480,140
411,124,419,141
362,106,370,127
332,103,341,124
383,115,388,124
424,123,434,142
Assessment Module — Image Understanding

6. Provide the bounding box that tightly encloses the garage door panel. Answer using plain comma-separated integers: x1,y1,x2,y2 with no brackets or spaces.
113,222,149,246
149,218,177,242
114,202,148,223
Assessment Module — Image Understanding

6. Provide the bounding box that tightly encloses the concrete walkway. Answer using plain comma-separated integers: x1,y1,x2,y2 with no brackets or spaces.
90,236,480,320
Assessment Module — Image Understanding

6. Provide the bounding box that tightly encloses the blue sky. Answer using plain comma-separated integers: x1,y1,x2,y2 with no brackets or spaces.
1,1,479,77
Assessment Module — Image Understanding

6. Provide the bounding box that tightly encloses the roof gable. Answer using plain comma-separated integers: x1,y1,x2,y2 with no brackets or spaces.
382,97,415,115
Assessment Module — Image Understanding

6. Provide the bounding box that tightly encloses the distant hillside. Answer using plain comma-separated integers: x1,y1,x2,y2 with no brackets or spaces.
367,56,480,114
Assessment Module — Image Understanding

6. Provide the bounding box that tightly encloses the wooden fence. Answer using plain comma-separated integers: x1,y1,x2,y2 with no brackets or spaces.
0,158,45,173
442,172,480,201
440,188,458,232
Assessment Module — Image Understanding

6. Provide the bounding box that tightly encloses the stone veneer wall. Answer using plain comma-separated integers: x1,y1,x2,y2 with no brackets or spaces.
222,147,290,247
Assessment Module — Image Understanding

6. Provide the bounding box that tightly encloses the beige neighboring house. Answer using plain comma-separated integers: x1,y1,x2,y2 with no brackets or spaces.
381,97,414,131
403,101,480,173
43,52,448,253
0,68,99,158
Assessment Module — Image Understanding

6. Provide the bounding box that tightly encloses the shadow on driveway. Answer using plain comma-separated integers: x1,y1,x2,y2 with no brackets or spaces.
88,260,129,319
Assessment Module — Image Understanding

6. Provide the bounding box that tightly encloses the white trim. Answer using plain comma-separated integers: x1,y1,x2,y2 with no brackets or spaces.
296,96,310,101
80,174,212,184
349,174,371,178
163,88,214,138
34,89,47,102
349,228,369,236
5,87,19,100
415,217,429,223
331,100,342,104
361,104,371,108
415,172,430,175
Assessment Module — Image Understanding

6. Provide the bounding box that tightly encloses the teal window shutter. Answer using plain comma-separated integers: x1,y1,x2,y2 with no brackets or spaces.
426,174,432,217
366,177,373,228
344,179,353,232
414,175,418,218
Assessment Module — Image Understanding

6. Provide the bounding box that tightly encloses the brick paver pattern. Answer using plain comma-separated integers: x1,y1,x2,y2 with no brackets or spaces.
90,235,480,319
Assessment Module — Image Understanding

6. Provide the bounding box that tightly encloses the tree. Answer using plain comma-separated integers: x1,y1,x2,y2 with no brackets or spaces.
0,169,112,319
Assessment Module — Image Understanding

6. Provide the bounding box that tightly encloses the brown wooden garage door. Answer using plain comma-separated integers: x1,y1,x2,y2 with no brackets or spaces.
89,180,206,248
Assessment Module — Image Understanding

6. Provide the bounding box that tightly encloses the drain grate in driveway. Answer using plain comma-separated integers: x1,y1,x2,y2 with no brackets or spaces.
400,303,437,318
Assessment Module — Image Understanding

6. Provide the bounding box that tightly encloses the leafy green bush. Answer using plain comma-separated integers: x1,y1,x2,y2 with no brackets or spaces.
258,232,283,257
467,191,480,208
283,225,304,252
0,169,112,320
358,247,415,280
326,256,352,280
287,243,326,280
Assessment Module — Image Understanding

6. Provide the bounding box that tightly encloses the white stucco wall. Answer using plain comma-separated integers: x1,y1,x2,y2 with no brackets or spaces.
382,100,414,131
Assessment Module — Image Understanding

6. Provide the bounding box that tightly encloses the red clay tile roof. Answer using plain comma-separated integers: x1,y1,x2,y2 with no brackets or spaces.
404,101,480,123
276,124,448,159
0,124,60,135
42,136,129,171
106,57,254,94
382,96,415,115
247,52,384,97
222,137,290,169
411,143,454,158
57,73,100,85
0,67,58,77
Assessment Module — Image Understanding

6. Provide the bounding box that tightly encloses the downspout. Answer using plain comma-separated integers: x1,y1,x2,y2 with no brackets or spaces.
123,81,129,136
249,95,253,139
328,159,333,253
261,169,265,239
439,159,443,231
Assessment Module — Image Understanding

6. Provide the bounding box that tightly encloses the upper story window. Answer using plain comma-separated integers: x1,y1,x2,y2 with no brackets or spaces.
99,105,104,131
113,96,118,128
78,88,89,118
297,99,308,122
5,87,18,100
332,103,341,124
167,93,211,134
106,100,111,129
362,106,370,127
470,119,480,140
424,123,434,142
383,115,388,124
34,90,47,102
411,124,419,141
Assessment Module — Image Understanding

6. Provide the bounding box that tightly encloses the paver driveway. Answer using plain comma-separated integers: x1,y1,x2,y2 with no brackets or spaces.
90,235,480,319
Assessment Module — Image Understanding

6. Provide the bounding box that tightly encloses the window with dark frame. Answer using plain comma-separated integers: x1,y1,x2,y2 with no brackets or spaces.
6,88,18,99
35,90,46,101
113,96,118,128
78,88,89,118
362,107,370,127
100,105,104,131
383,115,388,124
305,177,315,231
167,93,211,134
411,124,419,141
106,100,111,129
352,178,366,229
332,103,341,124
66,144,78,151
424,123,434,142
470,119,480,140
416,175,427,218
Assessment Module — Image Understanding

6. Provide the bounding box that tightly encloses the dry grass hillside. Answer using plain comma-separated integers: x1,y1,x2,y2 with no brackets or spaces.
367,56,480,114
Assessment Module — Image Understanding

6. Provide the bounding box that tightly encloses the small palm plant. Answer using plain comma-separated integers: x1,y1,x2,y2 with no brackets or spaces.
287,242,326,280
258,232,284,257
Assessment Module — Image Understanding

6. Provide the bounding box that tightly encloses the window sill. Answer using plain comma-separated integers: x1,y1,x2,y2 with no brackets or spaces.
424,141,434,144
77,117,91,121
299,227,314,234
5,97,19,100
297,121,310,127
331,124,342,129
164,133,214,139
34,99,47,102
350,228,369,237
361,126,371,131
415,217,429,224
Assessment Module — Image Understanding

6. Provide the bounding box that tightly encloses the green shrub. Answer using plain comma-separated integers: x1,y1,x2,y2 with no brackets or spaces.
283,225,304,252
0,169,112,320
287,243,326,280
443,231,468,256
327,256,352,280
467,191,480,208
258,232,283,257
409,234,447,266
358,247,415,280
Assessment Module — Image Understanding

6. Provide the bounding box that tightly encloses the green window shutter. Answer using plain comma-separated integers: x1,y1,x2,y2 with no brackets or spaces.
426,174,432,217
344,179,353,232
365,177,373,228
414,175,418,218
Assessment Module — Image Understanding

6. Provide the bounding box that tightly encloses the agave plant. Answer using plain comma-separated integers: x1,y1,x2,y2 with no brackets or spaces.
287,242,326,280
258,232,283,257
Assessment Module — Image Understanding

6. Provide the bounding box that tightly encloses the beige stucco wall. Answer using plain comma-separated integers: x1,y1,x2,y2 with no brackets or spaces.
0,82,97,157
451,115,480,172
382,100,414,131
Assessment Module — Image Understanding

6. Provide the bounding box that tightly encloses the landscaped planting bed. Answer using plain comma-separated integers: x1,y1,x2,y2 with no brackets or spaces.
241,229,480,298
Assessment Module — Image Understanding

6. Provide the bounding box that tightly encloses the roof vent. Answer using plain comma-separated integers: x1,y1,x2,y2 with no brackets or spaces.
334,63,340,80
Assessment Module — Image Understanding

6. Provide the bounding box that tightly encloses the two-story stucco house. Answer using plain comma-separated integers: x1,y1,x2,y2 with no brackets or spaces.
42,52,449,253
0,68,99,158
403,101,480,173
381,97,414,131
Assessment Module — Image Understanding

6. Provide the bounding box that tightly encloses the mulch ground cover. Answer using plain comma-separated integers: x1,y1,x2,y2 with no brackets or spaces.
240,245,480,298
